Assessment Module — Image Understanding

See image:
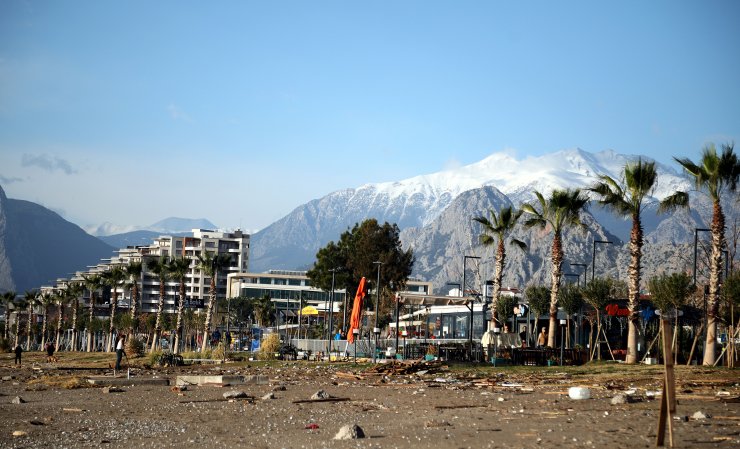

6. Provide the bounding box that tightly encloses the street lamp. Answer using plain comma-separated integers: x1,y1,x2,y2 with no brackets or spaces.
463,256,480,351
569,263,587,287
328,268,337,357
559,319,566,366
564,273,580,284
592,240,613,281
373,261,382,363
353,328,359,364
693,228,711,285
401,329,408,359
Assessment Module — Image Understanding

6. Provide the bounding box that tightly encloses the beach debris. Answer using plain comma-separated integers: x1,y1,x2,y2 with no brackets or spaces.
12,430,27,437
262,392,275,400
223,390,249,399
568,387,590,400
11,396,26,404
311,390,332,400
305,423,319,430
692,411,710,420
334,424,365,440
102,386,123,394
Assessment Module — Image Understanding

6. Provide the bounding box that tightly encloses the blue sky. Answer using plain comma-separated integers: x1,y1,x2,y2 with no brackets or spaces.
1,1,738,232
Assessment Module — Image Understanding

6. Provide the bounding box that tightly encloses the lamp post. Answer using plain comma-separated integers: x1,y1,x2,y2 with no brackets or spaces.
693,228,711,285
559,319,566,366
569,263,587,287
569,263,587,346
492,326,500,367
564,273,579,284
372,261,382,363
353,328,359,364
463,256,481,346
401,330,408,360
592,240,613,282
327,268,337,357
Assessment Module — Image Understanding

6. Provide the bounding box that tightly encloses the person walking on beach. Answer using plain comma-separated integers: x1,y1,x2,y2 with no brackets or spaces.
115,335,126,370
14,344,23,366
45,341,57,362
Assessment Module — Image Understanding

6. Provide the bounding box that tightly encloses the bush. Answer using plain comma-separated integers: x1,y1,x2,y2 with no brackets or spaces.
147,350,163,367
0,338,9,353
258,333,280,360
125,337,145,358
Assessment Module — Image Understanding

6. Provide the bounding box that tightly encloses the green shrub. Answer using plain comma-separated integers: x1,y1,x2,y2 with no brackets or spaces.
125,337,145,358
258,333,280,360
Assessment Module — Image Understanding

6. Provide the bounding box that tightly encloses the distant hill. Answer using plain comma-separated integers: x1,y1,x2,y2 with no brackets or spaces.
99,230,192,249
86,217,217,237
0,185,116,293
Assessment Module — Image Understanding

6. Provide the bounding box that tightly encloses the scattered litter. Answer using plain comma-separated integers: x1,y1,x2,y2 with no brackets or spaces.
311,390,332,400
305,423,319,430
12,430,27,437
11,396,25,404
334,424,365,440
692,411,710,420
568,387,590,400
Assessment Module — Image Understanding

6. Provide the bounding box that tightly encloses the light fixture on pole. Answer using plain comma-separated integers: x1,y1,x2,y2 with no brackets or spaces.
569,263,587,287
372,261,382,363
327,268,337,357
463,256,481,352
592,240,613,282
693,228,711,285
559,319,566,366
352,328,359,364
401,329,408,360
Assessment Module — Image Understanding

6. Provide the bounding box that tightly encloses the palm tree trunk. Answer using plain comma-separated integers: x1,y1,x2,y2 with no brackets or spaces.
4,309,10,341
41,307,48,348
201,279,216,353
25,305,33,350
129,282,139,335
490,240,505,329
71,299,79,351
87,293,95,352
55,304,63,352
106,289,118,352
703,200,725,365
150,281,166,353
626,212,643,364
174,281,185,354
548,233,563,347
14,311,20,348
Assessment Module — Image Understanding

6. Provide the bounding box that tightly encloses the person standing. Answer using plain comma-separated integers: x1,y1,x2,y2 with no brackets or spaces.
14,344,23,366
537,327,547,348
115,335,126,371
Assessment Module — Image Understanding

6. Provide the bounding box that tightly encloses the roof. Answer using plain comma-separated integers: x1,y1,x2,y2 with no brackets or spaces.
396,294,475,306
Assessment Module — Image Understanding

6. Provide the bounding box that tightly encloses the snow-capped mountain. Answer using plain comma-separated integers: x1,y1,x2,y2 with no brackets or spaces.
249,147,700,274
86,217,217,237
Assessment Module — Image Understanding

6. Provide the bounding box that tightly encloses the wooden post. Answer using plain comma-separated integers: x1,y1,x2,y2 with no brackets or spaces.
656,317,676,447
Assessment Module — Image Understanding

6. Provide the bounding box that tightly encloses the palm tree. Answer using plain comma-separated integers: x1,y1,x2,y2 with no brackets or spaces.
589,157,661,364
252,294,275,328
473,206,526,327
524,285,550,346
147,256,171,352
82,274,104,352
14,296,27,349
102,267,127,352
197,252,231,352
39,292,53,348
2,291,16,341
53,289,69,352
522,188,589,347
169,256,192,354
24,290,39,350
124,261,143,334
662,143,740,365
66,283,84,351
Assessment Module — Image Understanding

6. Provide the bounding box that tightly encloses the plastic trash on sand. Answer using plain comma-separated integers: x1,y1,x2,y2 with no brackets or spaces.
568,387,591,400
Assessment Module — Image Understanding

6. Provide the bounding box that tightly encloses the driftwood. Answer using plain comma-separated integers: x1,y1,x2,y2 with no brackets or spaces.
291,397,351,404
179,397,254,404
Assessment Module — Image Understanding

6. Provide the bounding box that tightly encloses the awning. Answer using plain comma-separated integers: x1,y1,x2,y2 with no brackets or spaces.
397,294,475,306
389,321,424,327
301,306,319,316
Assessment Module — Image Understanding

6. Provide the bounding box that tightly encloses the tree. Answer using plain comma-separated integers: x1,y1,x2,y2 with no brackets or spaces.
252,294,275,328
307,219,414,331
590,157,663,364
124,261,143,333
102,267,126,352
473,206,526,326
82,274,104,352
582,277,618,361
39,292,53,348
648,273,695,314
557,283,583,349
525,285,550,346
522,188,589,347
147,256,171,353
495,294,517,331
53,289,69,352
23,290,39,350
662,143,740,365
169,256,192,354
13,296,27,348
1,291,16,341
196,252,231,352
66,283,84,351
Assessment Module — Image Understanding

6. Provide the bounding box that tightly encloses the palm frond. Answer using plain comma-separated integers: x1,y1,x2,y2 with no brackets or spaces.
657,191,689,213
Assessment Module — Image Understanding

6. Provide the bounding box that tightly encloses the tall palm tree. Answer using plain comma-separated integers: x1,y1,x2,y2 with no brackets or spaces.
124,261,143,334
82,274,104,352
474,206,526,327
147,256,171,352
102,267,127,352
522,188,589,347
169,256,192,354
53,289,69,352
2,291,16,341
197,252,231,352
24,290,39,350
39,292,54,348
13,296,27,348
589,157,660,364
662,143,740,365
66,283,84,351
